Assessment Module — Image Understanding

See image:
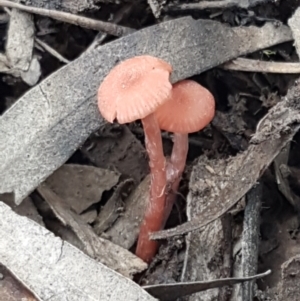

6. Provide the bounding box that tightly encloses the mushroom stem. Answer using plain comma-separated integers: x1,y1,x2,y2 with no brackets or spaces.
135,113,167,263
163,133,189,226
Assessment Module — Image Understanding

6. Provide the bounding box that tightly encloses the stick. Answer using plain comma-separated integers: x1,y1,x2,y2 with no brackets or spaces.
0,0,134,37
242,183,262,300
222,57,300,73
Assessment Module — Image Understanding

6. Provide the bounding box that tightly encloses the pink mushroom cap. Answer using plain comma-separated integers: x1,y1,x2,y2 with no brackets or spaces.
154,80,215,133
97,55,173,124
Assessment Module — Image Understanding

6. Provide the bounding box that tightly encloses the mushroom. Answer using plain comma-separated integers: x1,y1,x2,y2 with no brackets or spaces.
154,80,215,224
97,55,173,263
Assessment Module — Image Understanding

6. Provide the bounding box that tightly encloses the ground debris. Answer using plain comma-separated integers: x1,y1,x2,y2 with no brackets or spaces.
81,124,148,184
165,0,271,13
279,254,300,301
0,4,41,85
44,164,120,214
152,78,300,239
0,17,292,205
37,183,147,278
22,0,128,13
104,175,150,249
1,0,300,298
143,270,271,301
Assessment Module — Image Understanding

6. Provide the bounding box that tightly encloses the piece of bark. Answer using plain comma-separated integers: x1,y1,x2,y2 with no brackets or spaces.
104,175,150,249
274,143,300,211
80,209,97,223
229,235,243,301
0,201,155,301
153,78,300,239
81,124,148,184
242,183,262,301
0,17,292,205
181,219,226,300
37,184,147,278
279,254,300,301
94,178,134,235
45,164,120,214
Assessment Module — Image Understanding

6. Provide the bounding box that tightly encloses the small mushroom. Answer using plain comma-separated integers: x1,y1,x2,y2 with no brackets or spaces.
154,80,215,224
97,55,173,263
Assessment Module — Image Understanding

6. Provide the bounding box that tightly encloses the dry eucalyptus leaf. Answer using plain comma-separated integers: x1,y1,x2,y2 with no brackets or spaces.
45,164,120,214
0,201,156,301
0,17,292,205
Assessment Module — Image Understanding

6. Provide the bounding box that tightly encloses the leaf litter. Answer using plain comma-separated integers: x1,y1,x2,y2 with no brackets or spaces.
1,1,300,300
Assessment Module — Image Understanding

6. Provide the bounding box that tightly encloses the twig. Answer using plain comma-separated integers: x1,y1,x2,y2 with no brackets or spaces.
242,182,262,301
35,38,70,64
0,0,135,37
165,0,237,12
222,57,300,73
